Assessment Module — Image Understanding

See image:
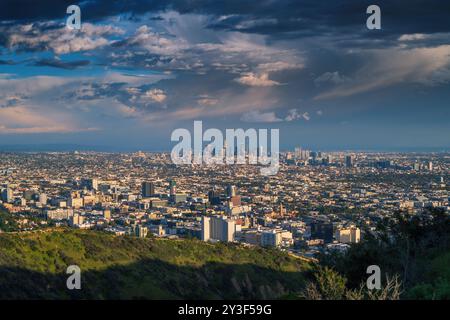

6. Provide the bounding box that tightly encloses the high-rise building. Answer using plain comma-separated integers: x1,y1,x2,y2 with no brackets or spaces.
1,188,13,203
201,216,210,241
201,216,235,242
68,197,84,209
169,180,176,195
311,222,334,244
141,182,155,198
345,155,354,168
226,184,237,198
336,226,361,244
39,193,47,205
428,161,433,171
81,178,98,191
261,230,282,247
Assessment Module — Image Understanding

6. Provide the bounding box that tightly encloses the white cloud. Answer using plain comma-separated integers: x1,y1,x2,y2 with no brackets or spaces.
127,25,189,56
257,61,304,73
241,110,282,123
197,95,218,106
284,109,310,121
235,72,279,87
398,34,428,41
0,106,97,134
142,88,167,103
4,22,124,54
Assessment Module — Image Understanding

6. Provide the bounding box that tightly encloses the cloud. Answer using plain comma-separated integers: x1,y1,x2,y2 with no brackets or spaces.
142,88,167,103
314,71,349,86
257,61,304,73
235,72,279,87
0,59,15,65
0,106,97,134
2,22,124,54
398,34,429,41
284,109,310,121
197,95,218,106
315,45,450,100
33,58,90,69
116,25,189,56
0,94,27,108
241,110,282,123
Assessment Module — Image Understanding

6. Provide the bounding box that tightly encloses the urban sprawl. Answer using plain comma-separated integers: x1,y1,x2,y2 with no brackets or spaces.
0,149,448,259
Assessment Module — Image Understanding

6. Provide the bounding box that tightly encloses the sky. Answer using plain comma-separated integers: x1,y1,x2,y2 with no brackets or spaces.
0,0,449,151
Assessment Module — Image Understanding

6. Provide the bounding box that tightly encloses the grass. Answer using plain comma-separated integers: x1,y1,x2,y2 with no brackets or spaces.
0,228,312,299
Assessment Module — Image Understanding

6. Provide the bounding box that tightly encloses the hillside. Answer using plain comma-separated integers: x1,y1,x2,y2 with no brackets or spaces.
0,229,312,299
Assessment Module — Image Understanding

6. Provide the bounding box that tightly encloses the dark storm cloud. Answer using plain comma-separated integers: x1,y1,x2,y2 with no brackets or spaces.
33,58,90,69
0,59,15,65
1,0,449,39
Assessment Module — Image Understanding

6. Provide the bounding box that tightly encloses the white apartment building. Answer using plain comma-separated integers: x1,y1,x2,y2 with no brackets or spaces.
335,226,361,244
201,216,236,242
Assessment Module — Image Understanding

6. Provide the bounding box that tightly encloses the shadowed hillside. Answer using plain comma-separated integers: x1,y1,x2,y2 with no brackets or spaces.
0,229,311,299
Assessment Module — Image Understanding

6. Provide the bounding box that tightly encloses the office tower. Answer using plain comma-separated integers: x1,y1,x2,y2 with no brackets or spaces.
81,178,98,191
208,189,220,205
428,161,433,171
1,188,13,203
413,162,421,171
261,230,282,247
226,184,237,198
327,155,333,164
141,182,155,198
302,149,310,160
39,193,47,205
311,222,334,244
345,155,354,168
208,189,216,203
294,147,302,159
169,180,176,195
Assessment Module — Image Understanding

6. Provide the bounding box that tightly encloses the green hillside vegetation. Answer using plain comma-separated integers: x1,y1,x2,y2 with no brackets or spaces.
317,208,450,299
0,229,312,299
0,208,448,300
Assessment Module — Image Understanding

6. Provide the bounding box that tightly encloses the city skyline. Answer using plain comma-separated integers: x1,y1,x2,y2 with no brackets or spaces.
0,0,449,150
